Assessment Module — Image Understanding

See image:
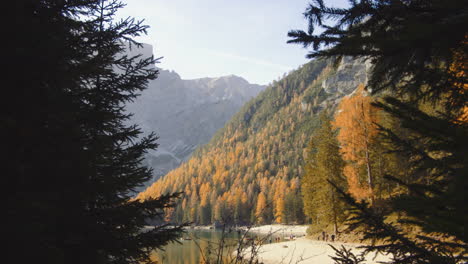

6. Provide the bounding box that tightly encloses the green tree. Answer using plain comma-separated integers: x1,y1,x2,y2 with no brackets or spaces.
5,1,183,263
302,112,346,235
290,0,467,262
284,191,305,224
199,204,212,225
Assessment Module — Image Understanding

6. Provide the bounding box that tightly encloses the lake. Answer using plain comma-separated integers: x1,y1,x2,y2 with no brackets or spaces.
150,228,289,264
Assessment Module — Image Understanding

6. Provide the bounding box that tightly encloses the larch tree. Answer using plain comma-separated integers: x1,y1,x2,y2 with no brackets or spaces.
333,84,380,204
302,112,346,235
255,192,268,224
274,195,286,224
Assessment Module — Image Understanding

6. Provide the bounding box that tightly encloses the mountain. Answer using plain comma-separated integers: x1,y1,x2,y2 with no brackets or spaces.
125,44,265,189
137,57,370,225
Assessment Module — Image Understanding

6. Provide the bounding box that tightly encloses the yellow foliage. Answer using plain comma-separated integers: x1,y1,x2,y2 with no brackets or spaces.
343,165,371,200
255,192,267,224
334,84,379,202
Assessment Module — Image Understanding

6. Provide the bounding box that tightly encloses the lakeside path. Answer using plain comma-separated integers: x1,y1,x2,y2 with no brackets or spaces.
255,237,390,264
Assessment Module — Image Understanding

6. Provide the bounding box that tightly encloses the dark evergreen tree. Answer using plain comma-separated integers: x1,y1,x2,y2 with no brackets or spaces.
302,112,346,235
5,1,183,264
289,0,467,262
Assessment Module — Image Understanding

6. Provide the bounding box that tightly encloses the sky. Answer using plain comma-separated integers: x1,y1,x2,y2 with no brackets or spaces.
118,0,348,85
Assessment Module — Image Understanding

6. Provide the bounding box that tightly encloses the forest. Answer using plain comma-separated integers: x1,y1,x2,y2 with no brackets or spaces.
138,62,407,228
138,59,330,225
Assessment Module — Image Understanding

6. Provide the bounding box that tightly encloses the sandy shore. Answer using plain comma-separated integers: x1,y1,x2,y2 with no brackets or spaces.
248,224,308,237
255,237,390,264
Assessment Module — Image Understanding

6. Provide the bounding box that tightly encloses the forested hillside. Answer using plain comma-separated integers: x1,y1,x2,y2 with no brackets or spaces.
125,44,264,189
138,58,368,225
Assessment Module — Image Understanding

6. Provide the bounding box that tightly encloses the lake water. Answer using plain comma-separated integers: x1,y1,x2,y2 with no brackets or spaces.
150,229,288,264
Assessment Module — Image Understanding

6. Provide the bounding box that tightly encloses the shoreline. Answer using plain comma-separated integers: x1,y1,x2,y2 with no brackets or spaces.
151,224,390,263
255,237,390,264
189,224,309,236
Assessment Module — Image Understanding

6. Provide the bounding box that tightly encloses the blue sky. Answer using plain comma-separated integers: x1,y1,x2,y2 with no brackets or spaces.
118,0,348,85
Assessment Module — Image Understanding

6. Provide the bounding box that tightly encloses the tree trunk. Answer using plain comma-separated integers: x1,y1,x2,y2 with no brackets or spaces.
365,147,374,206
331,185,338,235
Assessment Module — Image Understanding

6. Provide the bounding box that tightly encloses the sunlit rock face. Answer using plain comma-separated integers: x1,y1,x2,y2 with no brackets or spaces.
318,57,371,107
322,57,370,95
125,44,265,190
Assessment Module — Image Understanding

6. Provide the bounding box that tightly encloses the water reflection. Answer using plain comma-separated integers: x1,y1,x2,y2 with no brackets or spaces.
150,229,288,264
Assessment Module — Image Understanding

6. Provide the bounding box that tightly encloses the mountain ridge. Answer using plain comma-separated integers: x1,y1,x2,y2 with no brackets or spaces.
138,57,370,225
125,44,265,189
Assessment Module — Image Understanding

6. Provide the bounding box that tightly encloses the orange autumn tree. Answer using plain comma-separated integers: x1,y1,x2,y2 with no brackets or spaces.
273,178,287,223
333,84,380,204
255,192,268,224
